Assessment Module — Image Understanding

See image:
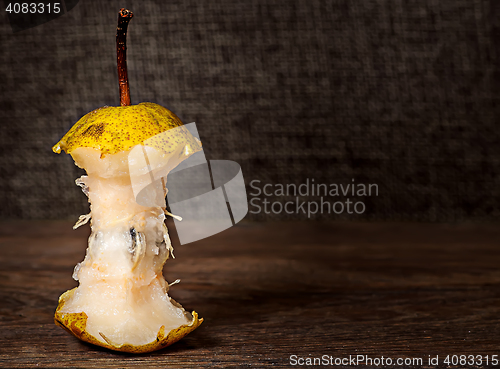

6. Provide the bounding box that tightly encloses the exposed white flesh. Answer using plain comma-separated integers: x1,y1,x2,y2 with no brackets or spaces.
59,147,191,347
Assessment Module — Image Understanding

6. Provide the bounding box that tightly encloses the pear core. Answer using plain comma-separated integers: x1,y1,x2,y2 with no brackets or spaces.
54,104,203,353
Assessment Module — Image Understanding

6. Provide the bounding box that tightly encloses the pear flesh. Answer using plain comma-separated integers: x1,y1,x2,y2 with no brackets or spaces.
57,147,196,348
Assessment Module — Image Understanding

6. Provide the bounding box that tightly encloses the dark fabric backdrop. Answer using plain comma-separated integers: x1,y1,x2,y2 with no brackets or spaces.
1,0,499,221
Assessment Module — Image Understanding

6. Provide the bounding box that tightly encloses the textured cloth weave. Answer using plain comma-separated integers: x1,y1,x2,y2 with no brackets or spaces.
0,0,498,221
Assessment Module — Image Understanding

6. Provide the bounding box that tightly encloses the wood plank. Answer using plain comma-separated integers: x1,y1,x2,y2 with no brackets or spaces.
1,220,500,368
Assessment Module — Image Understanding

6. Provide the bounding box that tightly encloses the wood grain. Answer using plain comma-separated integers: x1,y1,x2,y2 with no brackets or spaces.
1,220,500,368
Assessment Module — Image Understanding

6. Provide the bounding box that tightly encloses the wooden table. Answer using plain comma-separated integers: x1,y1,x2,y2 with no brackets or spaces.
1,220,500,368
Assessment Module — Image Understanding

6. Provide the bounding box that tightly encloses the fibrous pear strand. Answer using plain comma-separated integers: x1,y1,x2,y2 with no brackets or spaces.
73,174,172,284
117,8,133,106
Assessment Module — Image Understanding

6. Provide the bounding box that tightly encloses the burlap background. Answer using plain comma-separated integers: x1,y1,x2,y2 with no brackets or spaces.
1,0,499,221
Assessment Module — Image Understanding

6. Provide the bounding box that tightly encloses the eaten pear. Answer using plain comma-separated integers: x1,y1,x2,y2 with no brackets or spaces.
53,9,203,353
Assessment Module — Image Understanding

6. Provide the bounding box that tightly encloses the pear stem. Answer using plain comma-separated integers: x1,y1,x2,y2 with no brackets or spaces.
116,9,133,106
